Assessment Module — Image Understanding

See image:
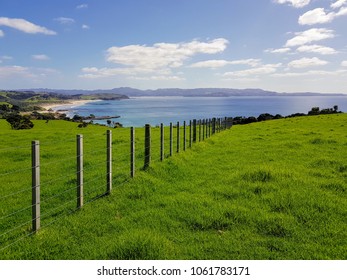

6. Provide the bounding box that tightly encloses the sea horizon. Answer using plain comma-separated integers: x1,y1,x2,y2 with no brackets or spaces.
53,95,347,127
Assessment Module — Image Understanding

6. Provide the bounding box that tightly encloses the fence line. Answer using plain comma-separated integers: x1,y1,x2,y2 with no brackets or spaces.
0,117,232,252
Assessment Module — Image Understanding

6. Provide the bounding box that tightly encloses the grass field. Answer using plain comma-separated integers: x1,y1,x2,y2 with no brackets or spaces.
0,114,346,260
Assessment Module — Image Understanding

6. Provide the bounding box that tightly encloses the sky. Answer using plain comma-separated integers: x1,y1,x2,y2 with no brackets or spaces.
0,0,346,93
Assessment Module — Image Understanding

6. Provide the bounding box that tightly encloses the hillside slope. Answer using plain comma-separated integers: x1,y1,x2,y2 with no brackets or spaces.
1,114,346,259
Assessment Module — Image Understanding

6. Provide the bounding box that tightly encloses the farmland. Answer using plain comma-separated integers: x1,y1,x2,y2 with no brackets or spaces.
0,114,346,259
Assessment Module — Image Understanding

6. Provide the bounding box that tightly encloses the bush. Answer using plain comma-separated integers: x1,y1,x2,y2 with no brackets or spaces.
5,113,34,130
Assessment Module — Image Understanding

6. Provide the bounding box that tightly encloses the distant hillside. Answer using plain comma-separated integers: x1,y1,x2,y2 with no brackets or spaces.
0,90,128,102
17,87,346,97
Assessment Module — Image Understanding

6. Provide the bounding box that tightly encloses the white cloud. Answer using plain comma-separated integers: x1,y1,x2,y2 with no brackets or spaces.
82,24,90,29
299,7,347,25
106,38,229,71
298,8,335,25
0,17,56,35
296,44,337,54
81,38,229,80
0,65,31,78
265,47,291,53
285,28,335,47
341,60,347,67
77,4,88,9
0,65,59,83
0,29,4,37
288,57,328,68
0,55,12,64
189,59,260,68
32,54,50,61
331,0,347,9
272,69,346,77
274,0,311,8
336,6,347,16
130,75,184,81
54,17,75,25
190,60,229,68
223,63,282,78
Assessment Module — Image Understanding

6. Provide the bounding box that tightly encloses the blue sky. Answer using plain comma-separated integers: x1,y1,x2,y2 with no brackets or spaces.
0,0,346,93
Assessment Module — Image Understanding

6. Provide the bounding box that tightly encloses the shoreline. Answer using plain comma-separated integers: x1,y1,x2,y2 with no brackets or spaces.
39,99,102,113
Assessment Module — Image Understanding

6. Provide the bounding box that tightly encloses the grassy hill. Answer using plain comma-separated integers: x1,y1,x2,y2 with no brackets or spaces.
0,90,128,112
0,114,346,259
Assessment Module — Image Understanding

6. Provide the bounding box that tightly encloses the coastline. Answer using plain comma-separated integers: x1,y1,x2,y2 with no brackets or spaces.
39,99,102,113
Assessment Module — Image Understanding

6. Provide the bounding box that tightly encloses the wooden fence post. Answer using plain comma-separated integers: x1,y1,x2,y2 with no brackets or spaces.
202,119,205,141
199,119,201,142
130,127,135,178
183,121,186,151
106,130,112,194
177,121,180,153
170,122,173,156
160,123,164,161
31,140,40,233
208,118,211,137
212,118,216,134
77,134,83,209
144,124,151,169
189,120,192,148
193,119,197,143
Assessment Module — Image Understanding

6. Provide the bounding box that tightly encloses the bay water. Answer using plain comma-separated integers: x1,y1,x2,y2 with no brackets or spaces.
60,95,347,127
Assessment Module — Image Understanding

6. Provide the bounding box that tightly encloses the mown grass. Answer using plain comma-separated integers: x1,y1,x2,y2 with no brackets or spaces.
0,114,346,259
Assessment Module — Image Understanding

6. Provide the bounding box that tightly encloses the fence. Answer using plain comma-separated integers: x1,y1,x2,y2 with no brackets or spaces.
0,117,232,252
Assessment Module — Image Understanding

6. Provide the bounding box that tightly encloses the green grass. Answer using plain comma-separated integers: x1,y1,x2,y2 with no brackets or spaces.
0,114,346,259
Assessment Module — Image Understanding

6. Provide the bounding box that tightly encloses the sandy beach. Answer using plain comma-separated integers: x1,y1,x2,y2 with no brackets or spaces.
39,99,101,113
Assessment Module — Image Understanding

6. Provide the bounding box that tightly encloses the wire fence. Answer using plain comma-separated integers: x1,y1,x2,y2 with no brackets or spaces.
0,117,232,253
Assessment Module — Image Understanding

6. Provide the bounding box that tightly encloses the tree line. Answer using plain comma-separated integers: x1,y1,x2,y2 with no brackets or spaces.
227,106,342,125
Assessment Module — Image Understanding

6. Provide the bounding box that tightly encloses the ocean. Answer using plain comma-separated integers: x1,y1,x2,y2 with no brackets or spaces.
58,95,347,127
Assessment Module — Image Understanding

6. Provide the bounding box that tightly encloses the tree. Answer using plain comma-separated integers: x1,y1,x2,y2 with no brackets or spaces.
308,107,320,115
5,113,34,130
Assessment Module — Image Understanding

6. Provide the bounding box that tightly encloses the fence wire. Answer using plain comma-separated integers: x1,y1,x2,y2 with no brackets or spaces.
0,118,229,253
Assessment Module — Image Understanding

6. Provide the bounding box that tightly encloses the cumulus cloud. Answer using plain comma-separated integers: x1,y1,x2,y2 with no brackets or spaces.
296,44,337,55
0,65,31,78
82,24,90,29
285,28,335,47
299,7,347,25
223,63,282,78
32,54,50,61
0,29,4,37
189,59,260,68
288,57,328,68
0,65,58,82
298,8,335,25
341,60,347,67
272,69,346,77
106,38,228,71
331,0,347,9
274,0,311,8
80,38,229,80
0,17,56,35
54,17,75,25
264,47,291,53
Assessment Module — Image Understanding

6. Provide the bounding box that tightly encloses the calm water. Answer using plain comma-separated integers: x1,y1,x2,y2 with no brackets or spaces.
60,95,347,127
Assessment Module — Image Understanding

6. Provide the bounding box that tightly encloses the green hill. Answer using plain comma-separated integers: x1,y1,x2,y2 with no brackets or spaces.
0,114,346,259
